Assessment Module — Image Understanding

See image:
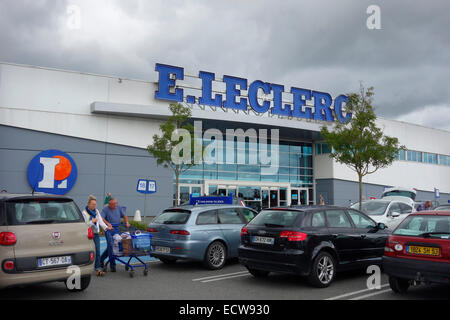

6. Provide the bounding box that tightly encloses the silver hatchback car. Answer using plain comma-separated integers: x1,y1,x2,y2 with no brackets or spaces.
147,205,258,269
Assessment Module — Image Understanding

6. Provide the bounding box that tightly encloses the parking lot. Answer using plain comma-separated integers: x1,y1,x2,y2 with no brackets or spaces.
1,259,449,300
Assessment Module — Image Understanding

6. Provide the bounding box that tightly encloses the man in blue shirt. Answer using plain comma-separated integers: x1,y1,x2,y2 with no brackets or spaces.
100,198,130,272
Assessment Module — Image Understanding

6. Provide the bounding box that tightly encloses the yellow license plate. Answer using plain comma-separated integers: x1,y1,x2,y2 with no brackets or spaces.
407,246,440,256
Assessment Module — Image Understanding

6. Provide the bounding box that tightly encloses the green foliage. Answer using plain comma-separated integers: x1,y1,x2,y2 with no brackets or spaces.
129,220,147,231
320,85,405,207
147,103,203,205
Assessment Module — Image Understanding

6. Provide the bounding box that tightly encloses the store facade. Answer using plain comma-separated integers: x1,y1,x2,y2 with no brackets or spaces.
1,62,449,216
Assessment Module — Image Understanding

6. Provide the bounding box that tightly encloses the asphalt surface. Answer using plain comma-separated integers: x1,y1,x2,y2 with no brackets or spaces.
1,258,449,300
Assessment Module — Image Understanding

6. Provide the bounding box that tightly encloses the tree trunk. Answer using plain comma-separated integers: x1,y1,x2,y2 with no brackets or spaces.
175,167,180,207
358,173,363,211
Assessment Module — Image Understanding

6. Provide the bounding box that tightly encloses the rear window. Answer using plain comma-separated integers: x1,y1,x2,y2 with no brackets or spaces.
153,210,191,224
393,215,450,239
6,199,83,225
248,209,303,227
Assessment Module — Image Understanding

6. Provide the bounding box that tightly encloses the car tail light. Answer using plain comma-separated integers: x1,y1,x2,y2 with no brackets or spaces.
3,260,14,271
279,231,308,241
147,228,158,233
384,236,397,257
240,227,248,237
89,252,95,261
170,230,190,235
0,232,16,246
87,228,94,240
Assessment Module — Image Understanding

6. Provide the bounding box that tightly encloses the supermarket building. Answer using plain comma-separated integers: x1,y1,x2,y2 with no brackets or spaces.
0,62,449,216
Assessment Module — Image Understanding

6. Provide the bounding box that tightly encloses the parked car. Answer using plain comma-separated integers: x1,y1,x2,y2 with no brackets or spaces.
435,204,450,211
238,206,389,288
0,193,95,291
383,210,450,293
147,205,258,269
351,199,414,230
382,187,417,201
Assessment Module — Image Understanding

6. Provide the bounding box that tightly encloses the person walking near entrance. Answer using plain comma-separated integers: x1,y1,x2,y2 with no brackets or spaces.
100,197,130,272
319,194,325,205
82,195,109,276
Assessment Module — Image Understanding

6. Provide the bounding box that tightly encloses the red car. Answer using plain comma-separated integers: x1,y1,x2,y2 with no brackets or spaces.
383,210,450,293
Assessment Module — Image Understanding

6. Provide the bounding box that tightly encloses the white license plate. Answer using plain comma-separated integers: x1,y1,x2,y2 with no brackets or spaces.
155,246,171,253
38,256,72,268
252,236,275,245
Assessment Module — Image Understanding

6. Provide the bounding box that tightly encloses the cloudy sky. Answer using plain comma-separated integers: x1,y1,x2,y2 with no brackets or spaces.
0,0,449,131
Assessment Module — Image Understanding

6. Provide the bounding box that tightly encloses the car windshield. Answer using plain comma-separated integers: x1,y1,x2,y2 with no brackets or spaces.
393,215,450,239
382,191,416,200
153,210,190,224
248,210,303,227
351,202,389,216
6,199,83,225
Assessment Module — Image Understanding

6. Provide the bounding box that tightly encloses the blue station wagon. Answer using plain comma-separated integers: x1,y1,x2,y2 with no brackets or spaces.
147,205,258,269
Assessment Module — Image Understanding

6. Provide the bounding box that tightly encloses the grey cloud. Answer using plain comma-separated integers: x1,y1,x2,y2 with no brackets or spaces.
0,0,448,130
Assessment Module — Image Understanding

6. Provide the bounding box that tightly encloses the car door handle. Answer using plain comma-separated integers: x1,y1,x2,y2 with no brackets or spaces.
360,234,367,239
331,234,339,238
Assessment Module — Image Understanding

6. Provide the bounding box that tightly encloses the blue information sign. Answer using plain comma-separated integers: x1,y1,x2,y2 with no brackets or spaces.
190,194,233,205
136,179,157,194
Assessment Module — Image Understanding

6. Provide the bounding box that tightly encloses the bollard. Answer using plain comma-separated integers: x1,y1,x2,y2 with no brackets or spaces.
134,209,142,222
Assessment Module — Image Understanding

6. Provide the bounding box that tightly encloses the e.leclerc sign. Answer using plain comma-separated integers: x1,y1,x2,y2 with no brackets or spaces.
154,63,352,124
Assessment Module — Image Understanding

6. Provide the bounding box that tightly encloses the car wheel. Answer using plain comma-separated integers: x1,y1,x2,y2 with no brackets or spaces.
308,252,336,288
204,241,227,270
159,257,177,264
247,268,270,278
66,275,91,292
389,276,409,294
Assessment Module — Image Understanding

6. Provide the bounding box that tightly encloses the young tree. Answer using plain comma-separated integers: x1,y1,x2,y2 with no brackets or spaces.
147,103,199,206
320,85,404,210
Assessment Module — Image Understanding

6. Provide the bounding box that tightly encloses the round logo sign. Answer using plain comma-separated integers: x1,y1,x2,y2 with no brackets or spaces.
27,150,78,195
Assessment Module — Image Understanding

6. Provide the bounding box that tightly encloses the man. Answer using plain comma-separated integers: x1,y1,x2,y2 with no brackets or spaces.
417,200,432,212
100,197,130,272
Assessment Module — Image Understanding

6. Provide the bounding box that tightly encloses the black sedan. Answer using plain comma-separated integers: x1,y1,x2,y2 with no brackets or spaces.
238,206,389,288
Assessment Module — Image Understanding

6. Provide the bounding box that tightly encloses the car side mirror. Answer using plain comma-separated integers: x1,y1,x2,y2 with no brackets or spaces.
391,212,400,218
377,222,387,230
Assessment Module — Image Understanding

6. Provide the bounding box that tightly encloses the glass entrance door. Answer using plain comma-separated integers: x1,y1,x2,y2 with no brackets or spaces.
178,184,203,205
291,188,308,205
270,190,278,208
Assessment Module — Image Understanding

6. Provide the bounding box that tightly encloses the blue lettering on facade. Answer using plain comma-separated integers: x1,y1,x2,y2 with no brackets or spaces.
154,63,351,123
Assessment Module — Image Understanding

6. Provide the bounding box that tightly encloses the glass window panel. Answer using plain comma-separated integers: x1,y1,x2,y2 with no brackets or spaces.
180,170,203,179
302,145,313,155
399,149,405,160
218,171,237,180
290,154,300,167
237,172,260,181
238,165,260,173
322,143,331,154
290,145,302,153
203,171,217,179
261,175,278,182
218,164,236,171
279,155,290,166
208,185,218,196
279,175,290,182
278,167,290,175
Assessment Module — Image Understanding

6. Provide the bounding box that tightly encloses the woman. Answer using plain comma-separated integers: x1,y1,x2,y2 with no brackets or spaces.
82,195,110,276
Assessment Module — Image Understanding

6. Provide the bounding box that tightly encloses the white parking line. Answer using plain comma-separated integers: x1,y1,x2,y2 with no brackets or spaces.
201,273,250,283
349,288,392,300
325,283,390,300
192,271,249,282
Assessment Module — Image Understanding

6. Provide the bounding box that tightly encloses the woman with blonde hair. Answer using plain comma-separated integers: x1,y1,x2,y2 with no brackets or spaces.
82,195,110,276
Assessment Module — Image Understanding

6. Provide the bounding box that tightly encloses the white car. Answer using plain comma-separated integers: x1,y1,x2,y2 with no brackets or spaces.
351,199,414,230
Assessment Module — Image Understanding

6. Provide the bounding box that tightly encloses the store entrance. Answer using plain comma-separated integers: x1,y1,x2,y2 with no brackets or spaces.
178,184,203,205
291,188,309,206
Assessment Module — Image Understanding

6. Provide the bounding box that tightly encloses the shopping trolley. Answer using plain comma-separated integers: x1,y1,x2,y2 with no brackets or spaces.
103,225,152,277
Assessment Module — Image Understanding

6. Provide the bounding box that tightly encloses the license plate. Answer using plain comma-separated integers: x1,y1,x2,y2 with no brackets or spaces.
252,236,275,245
38,256,72,268
407,246,440,256
155,246,171,253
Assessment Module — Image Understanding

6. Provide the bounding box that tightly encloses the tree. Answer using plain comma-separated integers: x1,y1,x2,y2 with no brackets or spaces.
320,85,404,210
147,103,199,206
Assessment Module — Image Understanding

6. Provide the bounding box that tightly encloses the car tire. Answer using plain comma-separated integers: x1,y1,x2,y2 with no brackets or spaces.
204,241,227,270
66,275,91,292
159,257,177,264
247,268,270,278
307,252,336,288
389,276,409,294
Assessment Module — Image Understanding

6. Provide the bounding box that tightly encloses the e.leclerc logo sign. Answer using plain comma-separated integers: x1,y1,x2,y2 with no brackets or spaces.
154,63,352,124
27,150,78,195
